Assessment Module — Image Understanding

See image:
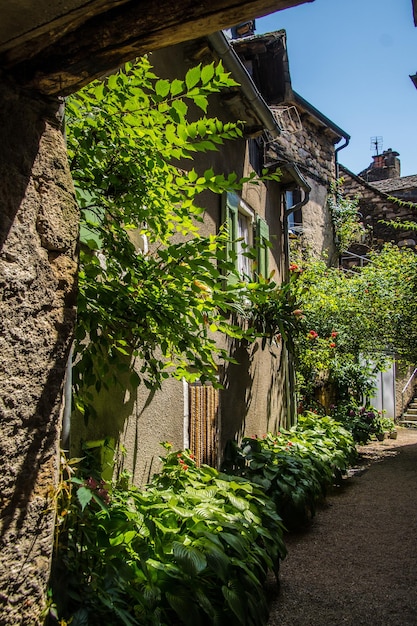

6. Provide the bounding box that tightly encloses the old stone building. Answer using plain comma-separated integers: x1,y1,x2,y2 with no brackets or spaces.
232,30,350,264
69,27,351,494
340,149,417,257
71,31,303,487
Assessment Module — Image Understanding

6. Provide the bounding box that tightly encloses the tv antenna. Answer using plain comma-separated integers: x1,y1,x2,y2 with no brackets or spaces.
370,136,383,155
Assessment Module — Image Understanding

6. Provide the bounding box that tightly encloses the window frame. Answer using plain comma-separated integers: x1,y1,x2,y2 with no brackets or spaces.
222,191,270,281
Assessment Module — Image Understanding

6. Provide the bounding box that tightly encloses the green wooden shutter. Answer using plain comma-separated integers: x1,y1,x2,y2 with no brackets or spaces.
256,216,270,279
221,192,239,255
221,192,239,283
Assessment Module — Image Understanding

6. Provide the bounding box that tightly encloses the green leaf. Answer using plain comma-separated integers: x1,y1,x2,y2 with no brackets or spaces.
185,65,201,90
76,486,93,511
192,95,208,112
155,79,170,97
201,63,215,85
222,583,247,623
166,588,202,626
170,78,184,96
172,541,207,575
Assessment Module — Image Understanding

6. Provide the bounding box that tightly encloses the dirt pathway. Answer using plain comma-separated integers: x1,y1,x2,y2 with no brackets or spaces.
267,428,417,626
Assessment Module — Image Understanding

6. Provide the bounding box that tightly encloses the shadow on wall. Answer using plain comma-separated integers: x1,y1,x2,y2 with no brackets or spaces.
265,343,286,431
0,330,74,541
220,338,254,449
70,357,138,475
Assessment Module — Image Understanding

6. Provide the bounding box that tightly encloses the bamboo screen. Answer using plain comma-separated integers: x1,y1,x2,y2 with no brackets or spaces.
188,382,219,467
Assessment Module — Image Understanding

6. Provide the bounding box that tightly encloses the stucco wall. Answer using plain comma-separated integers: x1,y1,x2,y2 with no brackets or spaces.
0,81,78,624
70,130,290,485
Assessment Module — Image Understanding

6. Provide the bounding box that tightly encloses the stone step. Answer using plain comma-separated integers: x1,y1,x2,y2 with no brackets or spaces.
406,408,417,415
399,420,417,428
403,413,417,421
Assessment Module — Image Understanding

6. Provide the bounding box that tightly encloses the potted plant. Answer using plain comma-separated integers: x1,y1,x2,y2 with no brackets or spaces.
379,415,397,439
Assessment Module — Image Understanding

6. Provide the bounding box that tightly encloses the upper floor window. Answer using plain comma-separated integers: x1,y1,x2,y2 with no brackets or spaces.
222,191,269,281
285,189,303,236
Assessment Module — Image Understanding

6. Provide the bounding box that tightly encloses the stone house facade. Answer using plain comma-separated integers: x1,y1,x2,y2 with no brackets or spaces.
71,32,298,485
231,30,350,265
340,149,417,259
71,29,349,487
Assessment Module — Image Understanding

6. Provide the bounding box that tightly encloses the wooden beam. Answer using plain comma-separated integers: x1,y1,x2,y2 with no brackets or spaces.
1,0,313,95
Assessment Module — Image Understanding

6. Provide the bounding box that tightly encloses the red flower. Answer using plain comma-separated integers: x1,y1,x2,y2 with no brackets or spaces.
329,342,336,348
331,331,338,337
289,263,299,272
308,330,318,339
292,309,303,316
182,465,189,471
85,477,98,490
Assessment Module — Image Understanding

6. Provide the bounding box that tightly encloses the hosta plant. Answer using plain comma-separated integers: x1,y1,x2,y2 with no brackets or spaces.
51,447,286,626
223,414,355,529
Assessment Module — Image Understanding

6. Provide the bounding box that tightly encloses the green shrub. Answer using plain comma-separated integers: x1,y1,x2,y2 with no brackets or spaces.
331,403,383,444
51,448,286,626
223,414,355,529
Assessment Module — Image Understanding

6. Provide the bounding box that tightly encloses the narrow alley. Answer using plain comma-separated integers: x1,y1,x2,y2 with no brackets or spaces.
268,429,417,626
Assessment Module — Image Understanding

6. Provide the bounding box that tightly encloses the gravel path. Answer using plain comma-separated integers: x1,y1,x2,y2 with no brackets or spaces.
267,428,417,626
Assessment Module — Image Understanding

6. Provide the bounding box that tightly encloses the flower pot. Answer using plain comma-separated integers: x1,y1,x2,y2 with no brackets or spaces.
389,430,398,440
376,433,385,441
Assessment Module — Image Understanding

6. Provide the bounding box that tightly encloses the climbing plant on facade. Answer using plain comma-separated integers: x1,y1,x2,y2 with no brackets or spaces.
66,57,279,418
328,179,367,253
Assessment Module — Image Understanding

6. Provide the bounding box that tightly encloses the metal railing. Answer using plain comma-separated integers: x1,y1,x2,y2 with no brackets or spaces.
401,367,417,418
340,250,370,268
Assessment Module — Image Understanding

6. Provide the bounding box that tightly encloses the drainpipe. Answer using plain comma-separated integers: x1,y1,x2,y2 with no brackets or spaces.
334,133,350,180
207,31,281,138
282,164,310,426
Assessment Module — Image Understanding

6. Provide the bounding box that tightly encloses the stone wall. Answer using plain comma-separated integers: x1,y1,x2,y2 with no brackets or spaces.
340,166,417,253
275,114,338,263
0,81,78,625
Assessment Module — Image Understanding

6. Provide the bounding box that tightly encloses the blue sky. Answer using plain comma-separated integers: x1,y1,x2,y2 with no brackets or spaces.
255,0,416,176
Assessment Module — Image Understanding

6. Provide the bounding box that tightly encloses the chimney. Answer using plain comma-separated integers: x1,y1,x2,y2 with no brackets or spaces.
365,148,401,181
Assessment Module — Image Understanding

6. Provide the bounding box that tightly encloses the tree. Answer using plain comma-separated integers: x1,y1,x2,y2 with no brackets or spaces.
291,244,417,406
66,57,278,418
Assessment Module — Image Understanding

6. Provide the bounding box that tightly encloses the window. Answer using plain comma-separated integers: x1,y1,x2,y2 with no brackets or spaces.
222,192,270,280
285,189,303,236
